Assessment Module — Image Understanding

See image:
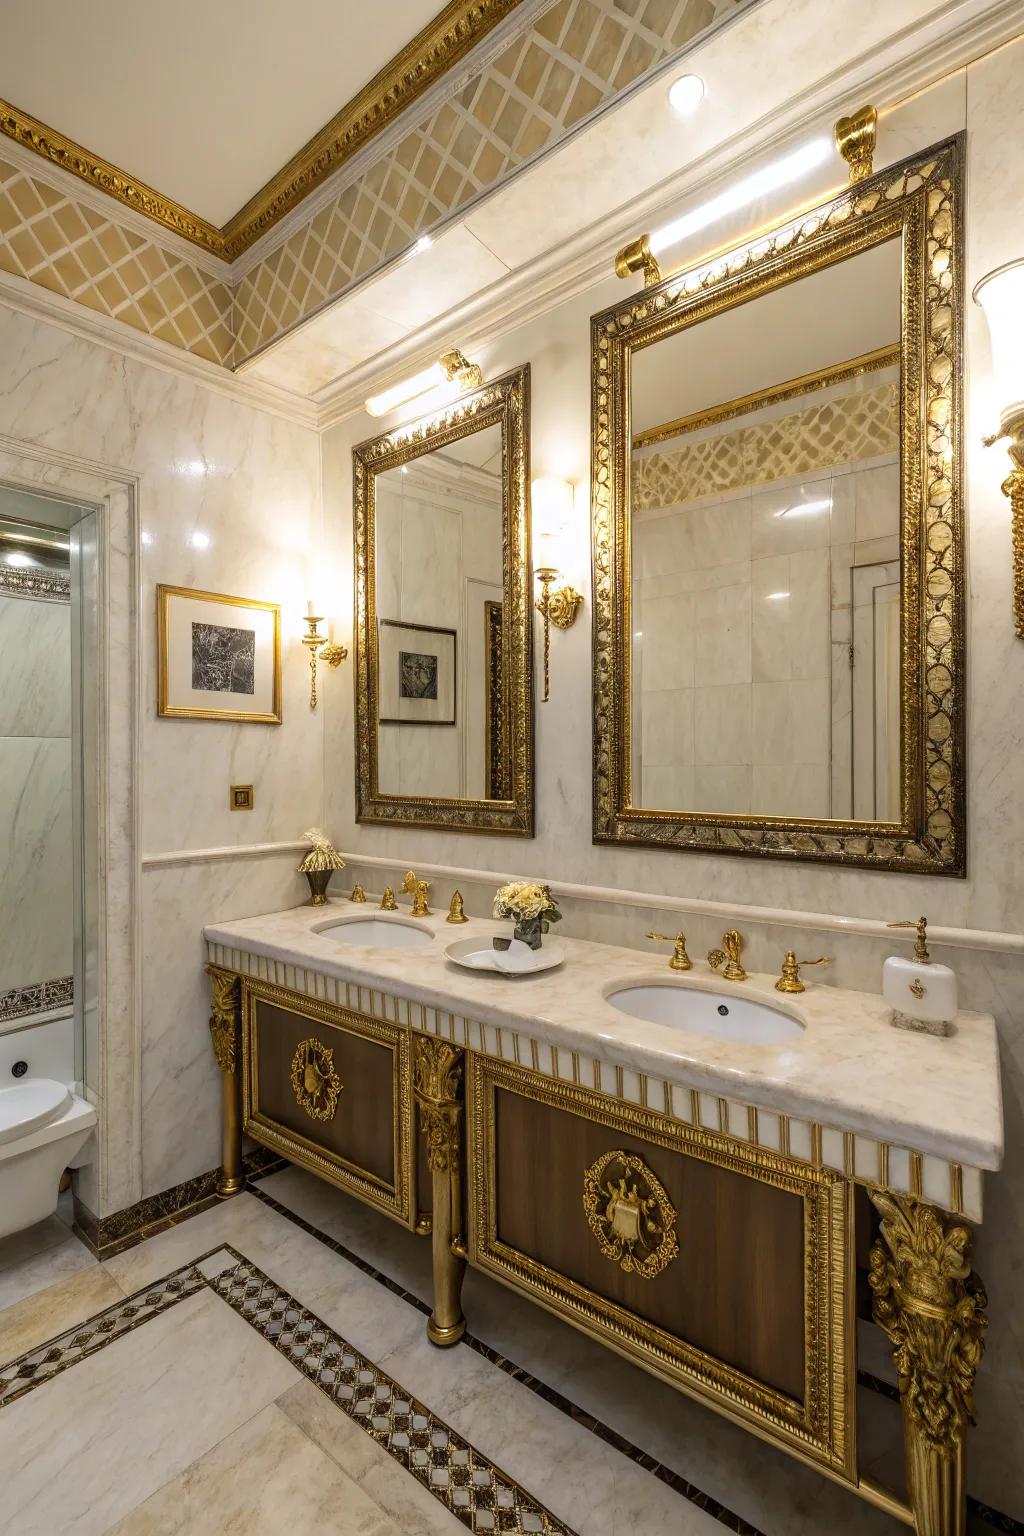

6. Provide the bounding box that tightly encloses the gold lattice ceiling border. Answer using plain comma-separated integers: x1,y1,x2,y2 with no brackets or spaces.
0,0,525,262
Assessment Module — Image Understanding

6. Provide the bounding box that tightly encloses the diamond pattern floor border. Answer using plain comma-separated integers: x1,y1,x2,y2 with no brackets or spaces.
211,1248,575,1534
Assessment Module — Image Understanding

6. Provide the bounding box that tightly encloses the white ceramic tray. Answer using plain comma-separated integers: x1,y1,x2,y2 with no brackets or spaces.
444,936,565,976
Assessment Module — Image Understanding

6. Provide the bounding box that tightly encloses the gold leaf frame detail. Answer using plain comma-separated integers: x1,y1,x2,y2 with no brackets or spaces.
591,136,966,873
466,1055,853,1478
582,1148,679,1279
289,1037,343,1123
353,365,533,835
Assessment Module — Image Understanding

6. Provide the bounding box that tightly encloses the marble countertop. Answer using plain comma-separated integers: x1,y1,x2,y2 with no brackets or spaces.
204,900,1003,1170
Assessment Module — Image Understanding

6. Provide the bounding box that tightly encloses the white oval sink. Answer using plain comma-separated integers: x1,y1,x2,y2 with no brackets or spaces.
318,917,433,950
607,984,803,1045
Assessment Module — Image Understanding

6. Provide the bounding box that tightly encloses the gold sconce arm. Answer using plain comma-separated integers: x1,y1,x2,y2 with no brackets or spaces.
302,614,348,710
535,567,584,704
614,233,662,287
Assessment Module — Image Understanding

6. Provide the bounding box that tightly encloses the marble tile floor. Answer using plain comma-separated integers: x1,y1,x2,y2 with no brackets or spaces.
0,1167,1004,1535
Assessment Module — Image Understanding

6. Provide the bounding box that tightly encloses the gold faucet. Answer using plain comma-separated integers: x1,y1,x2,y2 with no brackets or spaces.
887,916,930,963
707,929,747,981
646,931,692,971
447,890,469,924
775,951,830,994
350,883,366,903
402,870,431,917
379,886,397,911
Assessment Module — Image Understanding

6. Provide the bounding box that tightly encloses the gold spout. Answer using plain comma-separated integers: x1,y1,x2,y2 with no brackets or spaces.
447,891,469,924
402,870,431,917
708,929,747,981
350,883,366,903
775,951,830,994
380,886,397,911
647,931,692,971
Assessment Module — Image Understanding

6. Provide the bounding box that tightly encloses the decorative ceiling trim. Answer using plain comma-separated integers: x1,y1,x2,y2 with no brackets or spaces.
0,0,526,263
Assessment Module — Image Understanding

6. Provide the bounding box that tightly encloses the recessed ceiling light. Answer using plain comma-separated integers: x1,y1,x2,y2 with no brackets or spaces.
412,235,432,255
668,74,704,115
189,530,210,550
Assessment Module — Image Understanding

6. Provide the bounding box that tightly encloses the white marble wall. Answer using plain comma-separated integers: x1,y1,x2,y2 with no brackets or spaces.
0,592,73,997
0,302,323,1200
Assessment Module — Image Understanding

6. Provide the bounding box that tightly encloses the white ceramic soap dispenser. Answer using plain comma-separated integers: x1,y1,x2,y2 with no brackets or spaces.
883,917,957,1037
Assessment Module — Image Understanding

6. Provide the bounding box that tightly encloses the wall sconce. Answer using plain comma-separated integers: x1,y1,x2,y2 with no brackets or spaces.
532,477,584,703
974,259,1024,637
303,602,347,709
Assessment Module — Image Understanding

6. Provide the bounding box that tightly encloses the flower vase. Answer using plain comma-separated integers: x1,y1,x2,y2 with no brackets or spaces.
513,915,546,950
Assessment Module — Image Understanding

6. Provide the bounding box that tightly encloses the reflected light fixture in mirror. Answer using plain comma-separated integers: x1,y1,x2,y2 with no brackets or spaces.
532,477,583,704
365,349,483,418
974,258,1024,637
302,599,347,710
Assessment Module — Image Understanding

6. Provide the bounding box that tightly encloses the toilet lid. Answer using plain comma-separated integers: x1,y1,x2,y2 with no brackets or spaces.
0,1079,72,1145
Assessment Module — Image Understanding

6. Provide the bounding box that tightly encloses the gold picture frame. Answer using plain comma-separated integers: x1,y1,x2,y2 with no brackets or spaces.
591,135,966,874
353,365,534,835
156,584,282,723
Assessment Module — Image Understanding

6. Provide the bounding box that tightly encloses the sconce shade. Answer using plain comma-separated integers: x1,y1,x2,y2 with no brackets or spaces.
532,477,574,571
974,259,1024,433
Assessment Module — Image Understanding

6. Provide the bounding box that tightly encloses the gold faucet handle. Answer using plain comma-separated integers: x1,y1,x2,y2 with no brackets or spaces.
401,870,418,895
887,916,930,963
447,890,469,924
775,951,830,994
646,931,692,971
350,883,366,903
379,887,397,911
411,879,431,917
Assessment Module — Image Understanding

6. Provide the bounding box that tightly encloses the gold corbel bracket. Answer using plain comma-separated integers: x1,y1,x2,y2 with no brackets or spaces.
834,105,877,184
614,233,662,287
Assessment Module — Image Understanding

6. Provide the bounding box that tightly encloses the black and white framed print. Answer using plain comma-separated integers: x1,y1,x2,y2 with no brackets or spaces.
378,619,456,726
157,585,281,723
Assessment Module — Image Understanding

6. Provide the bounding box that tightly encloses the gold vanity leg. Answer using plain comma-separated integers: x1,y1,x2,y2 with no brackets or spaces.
868,1190,988,1536
413,1035,466,1347
206,967,245,1199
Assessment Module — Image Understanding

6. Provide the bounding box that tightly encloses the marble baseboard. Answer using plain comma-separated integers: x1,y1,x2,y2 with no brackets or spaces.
73,1145,286,1259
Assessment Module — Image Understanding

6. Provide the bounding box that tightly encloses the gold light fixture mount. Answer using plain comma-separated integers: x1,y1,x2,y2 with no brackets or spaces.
535,568,583,704
834,105,877,184
614,232,662,287
439,349,483,391
302,613,348,709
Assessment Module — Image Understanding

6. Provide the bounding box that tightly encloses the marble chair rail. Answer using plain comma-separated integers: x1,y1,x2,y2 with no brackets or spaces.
205,938,989,1221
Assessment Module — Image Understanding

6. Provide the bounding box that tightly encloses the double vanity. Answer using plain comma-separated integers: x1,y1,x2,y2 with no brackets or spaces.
204,895,1001,1536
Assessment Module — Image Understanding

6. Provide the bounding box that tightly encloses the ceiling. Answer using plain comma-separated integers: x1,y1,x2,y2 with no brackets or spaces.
0,0,442,226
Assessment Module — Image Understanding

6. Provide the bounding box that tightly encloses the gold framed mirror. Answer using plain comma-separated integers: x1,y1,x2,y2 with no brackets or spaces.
591,136,965,874
354,364,533,835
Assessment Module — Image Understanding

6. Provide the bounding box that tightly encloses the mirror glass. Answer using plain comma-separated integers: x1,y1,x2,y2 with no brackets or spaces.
373,421,506,800
629,239,901,821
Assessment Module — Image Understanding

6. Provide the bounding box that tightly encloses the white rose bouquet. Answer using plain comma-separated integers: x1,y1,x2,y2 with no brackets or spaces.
493,880,561,950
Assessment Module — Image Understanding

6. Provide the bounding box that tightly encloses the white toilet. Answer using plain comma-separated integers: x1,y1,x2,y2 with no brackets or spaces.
0,1078,96,1239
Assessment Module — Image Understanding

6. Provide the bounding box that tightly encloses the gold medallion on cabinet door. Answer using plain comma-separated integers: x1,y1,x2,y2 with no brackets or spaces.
290,1039,343,1123
583,1149,679,1279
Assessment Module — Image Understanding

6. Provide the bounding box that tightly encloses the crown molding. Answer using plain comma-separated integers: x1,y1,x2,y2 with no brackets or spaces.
314,0,1024,429
0,267,318,430
0,0,527,264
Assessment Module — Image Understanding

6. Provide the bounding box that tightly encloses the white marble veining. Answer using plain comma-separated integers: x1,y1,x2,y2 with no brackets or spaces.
204,900,1002,1171
0,735,73,994
0,595,71,739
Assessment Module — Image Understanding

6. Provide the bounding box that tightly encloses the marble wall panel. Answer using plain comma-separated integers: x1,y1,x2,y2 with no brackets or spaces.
0,735,73,994
0,595,71,738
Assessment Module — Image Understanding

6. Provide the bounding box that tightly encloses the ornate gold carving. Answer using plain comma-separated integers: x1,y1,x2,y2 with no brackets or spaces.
834,105,878,184
413,1035,464,1174
583,1149,679,1279
0,4,524,259
869,1191,987,1533
1002,457,1024,638
467,1055,852,1475
402,871,431,916
484,599,510,799
241,977,413,1227
354,366,533,835
207,967,241,1072
289,1038,343,1122
591,136,966,873
869,1192,986,1453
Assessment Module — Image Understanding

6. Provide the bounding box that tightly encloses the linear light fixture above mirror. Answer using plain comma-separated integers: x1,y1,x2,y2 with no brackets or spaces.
365,350,483,418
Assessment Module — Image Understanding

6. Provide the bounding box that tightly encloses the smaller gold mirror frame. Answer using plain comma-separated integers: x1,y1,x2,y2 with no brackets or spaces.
591,137,965,874
354,365,534,835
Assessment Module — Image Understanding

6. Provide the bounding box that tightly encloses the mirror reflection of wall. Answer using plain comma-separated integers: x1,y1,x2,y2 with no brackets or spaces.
629,239,902,822
0,492,75,1026
374,421,505,800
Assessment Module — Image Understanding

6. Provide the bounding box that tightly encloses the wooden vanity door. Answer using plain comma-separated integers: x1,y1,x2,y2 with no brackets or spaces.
465,1055,854,1478
241,978,415,1227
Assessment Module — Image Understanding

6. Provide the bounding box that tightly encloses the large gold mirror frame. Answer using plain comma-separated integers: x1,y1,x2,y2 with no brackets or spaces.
354,365,533,835
591,137,965,873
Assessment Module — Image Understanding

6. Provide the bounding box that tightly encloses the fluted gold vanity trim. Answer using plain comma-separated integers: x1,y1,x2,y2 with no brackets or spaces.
353,365,534,836
591,135,966,874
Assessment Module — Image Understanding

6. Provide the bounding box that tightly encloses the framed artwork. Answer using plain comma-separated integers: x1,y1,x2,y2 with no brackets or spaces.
157,584,281,723
378,619,456,726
